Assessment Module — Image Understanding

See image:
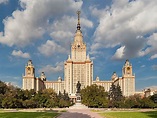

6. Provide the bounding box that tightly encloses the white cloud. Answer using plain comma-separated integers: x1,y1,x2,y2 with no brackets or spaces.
145,86,157,90
50,15,93,50
38,14,93,57
112,46,125,60
91,0,157,60
38,62,63,75
152,65,157,70
51,15,93,39
38,40,67,56
141,65,145,68
150,54,157,60
11,50,30,58
140,33,157,58
0,0,8,4
0,0,83,47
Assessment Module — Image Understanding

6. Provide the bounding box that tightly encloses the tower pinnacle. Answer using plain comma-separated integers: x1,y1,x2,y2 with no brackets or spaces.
77,10,81,30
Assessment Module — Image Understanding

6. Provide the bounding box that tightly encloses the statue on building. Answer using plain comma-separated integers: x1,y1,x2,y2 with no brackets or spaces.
76,81,81,93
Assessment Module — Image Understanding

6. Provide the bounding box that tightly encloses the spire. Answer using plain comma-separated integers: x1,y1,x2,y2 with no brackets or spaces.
125,59,130,66
77,10,81,30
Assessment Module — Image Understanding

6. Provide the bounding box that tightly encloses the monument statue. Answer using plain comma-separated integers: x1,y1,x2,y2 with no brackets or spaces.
76,81,81,93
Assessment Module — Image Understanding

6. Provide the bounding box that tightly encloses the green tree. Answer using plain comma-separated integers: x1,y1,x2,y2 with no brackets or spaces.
32,90,43,108
140,97,156,108
57,90,71,108
0,94,4,107
123,95,137,108
109,83,116,101
123,94,144,108
2,90,22,108
0,80,8,95
22,99,37,108
41,88,58,107
116,84,123,101
81,84,108,108
108,83,123,107
109,84,123,101
150,93,157,105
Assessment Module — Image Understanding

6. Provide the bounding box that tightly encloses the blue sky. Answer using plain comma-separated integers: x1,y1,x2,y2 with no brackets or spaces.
0,0,157,91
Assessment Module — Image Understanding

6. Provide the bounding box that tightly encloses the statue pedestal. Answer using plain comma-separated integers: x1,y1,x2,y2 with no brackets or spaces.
76,93,81,103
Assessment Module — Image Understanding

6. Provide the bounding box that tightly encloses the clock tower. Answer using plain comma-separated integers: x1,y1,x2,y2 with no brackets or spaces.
25,60,35,77
23,60,36,91
122,60,135,96
122,59,133,76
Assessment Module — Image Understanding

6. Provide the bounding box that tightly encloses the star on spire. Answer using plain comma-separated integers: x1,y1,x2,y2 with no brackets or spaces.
77,10,81,30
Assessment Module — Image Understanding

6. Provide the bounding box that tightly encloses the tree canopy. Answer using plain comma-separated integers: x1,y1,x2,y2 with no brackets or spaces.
108,83,123,107
0,80,157,108
81,84,108,108
0,80,72,108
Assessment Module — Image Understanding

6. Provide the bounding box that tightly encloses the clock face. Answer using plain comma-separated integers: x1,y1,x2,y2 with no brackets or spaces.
127,67,130,74
27,67,31,74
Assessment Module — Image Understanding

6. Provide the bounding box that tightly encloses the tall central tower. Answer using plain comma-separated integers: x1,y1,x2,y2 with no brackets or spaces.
64,11,93,96
71,11,86,62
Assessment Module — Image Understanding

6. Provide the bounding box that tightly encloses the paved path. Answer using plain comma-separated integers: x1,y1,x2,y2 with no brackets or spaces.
57,103,103,118
57,109,103,118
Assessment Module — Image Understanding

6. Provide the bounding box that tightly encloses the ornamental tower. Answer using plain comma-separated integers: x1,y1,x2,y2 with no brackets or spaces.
64,11,93,96
23,60,36,91
122,60,135,96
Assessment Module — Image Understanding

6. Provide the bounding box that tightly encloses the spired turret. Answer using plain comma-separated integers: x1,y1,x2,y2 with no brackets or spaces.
58,76,62,82
27,60,33,66
40,72,46,81
111,72,118,81
95,76,100,81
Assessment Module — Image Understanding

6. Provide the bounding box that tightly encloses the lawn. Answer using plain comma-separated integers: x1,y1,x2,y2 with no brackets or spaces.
100,111,157,118
0,112,59,118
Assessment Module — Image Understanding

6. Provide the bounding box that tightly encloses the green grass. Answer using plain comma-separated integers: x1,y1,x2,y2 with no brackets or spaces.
100,111,157,118
0,112,59,118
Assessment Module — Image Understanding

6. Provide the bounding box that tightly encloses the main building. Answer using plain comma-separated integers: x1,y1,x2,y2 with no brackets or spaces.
23,12,135,100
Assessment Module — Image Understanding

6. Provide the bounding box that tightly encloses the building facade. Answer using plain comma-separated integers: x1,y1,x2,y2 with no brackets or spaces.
22,12,135,98
144,88,157,97
93,60,135,97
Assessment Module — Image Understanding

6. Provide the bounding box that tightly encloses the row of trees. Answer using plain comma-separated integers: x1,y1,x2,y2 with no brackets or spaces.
81,84,157,108
1,80,157,108
0,80,72,108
